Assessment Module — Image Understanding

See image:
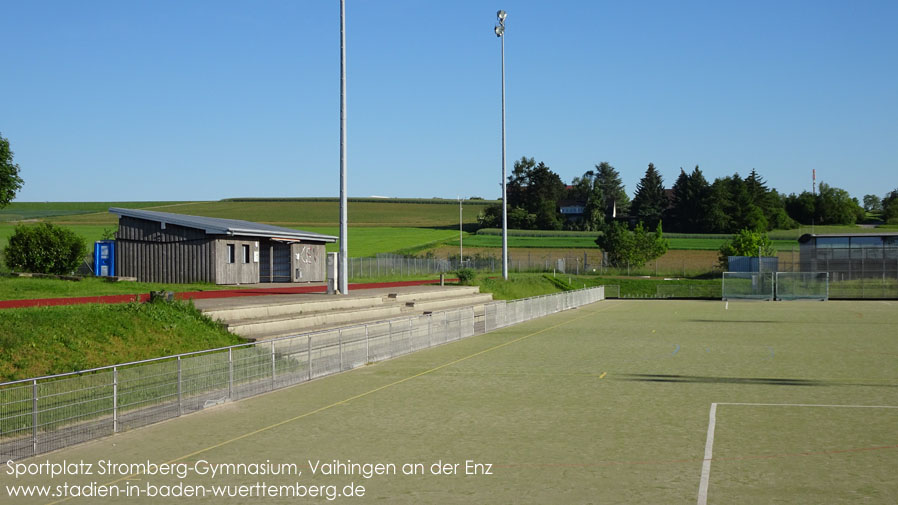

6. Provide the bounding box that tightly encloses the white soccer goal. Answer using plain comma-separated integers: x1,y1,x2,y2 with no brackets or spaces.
721,272,775,300
775,272,829,301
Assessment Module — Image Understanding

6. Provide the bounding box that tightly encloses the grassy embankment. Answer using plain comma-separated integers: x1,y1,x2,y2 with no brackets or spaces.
0,299,246,382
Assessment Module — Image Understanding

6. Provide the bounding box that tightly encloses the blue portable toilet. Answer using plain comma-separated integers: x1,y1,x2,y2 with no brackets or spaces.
94,240,115,277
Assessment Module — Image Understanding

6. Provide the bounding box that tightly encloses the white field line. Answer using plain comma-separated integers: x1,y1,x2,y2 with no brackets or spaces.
696,402,717,505
718,402,898,408
697,402,898,505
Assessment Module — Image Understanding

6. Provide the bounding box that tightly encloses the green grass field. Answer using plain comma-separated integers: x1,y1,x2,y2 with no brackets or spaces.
4,299,895,504
301,227,463,257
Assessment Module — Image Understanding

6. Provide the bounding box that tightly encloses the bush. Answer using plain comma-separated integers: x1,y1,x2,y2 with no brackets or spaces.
455,268,476,285
4,223,88,275
717,228,775,269
594,221,669,268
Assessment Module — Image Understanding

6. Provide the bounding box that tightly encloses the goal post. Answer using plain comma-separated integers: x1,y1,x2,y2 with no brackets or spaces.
775,272,829,301
721,272,775,300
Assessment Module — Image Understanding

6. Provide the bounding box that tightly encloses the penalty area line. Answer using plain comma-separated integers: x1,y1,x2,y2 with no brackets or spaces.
697,402,898,505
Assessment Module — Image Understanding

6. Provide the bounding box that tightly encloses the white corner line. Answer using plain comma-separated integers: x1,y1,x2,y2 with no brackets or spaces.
716,402,898,408
697,402,717,505
697,402,898,505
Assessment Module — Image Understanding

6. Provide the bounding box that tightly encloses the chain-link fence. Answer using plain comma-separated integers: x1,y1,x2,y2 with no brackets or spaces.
347,252,601,280
1,286,604,462
771,248,898,299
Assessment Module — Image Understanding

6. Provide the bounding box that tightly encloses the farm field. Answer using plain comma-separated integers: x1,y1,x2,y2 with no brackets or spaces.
453,234,797,251
3,299,895,504
45,199,492,228
0,202,188,222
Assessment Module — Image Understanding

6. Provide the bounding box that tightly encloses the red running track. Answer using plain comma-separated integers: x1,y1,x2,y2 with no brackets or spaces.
0,279,457,310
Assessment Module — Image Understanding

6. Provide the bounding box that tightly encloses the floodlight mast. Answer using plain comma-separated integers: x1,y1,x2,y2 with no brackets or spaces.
338,0,349,294
495,9,508,280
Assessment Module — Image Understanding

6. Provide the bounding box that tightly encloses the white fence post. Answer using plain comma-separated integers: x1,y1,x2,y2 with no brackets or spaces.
471,306,475,336
177,357,182,416
228,348,233,399
339,329,344,371
365,325,369,364
307,336,312,381
32,379,38,455
270,340,276,387
113,366,118,433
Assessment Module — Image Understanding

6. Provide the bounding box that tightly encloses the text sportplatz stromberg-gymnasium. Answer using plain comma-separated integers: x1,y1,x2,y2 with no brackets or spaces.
5,458,494,480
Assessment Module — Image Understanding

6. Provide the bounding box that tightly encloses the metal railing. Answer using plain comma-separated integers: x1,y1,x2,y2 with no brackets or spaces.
1,286,605,462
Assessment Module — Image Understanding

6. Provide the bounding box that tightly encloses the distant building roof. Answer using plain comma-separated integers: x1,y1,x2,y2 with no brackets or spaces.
109,208,337,242
798,232,898,243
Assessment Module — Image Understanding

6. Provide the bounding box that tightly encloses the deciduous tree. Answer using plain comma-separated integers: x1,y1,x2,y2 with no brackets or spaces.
595,221,668,268
0,133,24,208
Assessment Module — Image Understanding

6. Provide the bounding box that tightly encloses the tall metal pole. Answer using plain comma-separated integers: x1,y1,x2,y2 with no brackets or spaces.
339,0,349,294
497,10,508,280
459,196,463,265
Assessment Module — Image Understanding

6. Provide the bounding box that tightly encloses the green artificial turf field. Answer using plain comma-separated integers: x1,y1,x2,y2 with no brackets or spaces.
2,299,896,504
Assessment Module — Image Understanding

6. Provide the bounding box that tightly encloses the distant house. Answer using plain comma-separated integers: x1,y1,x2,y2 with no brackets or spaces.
110,208,337,285
558,200,586,221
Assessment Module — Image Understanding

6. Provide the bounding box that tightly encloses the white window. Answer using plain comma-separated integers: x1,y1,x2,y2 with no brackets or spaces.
227,244,235,264
242,244,250,264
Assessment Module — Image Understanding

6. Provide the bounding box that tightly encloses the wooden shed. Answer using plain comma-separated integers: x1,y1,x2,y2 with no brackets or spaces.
109,208,337,285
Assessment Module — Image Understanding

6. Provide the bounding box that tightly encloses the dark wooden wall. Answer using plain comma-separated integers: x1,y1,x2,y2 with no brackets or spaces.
115,216,216,283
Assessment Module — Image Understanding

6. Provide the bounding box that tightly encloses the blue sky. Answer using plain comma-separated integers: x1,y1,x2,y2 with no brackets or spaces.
2,1,896,203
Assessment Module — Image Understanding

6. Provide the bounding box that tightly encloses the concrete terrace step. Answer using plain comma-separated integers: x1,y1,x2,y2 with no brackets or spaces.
225,305,404,339
403,293,495,314
196,285,493,341
387,286,482,303
203,295,386,323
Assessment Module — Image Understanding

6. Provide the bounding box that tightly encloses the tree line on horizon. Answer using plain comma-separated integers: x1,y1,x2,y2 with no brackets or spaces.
477,156,898,234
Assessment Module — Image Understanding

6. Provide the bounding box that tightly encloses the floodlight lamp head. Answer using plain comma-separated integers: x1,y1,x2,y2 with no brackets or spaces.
497,10,507,23
494,24,504,37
